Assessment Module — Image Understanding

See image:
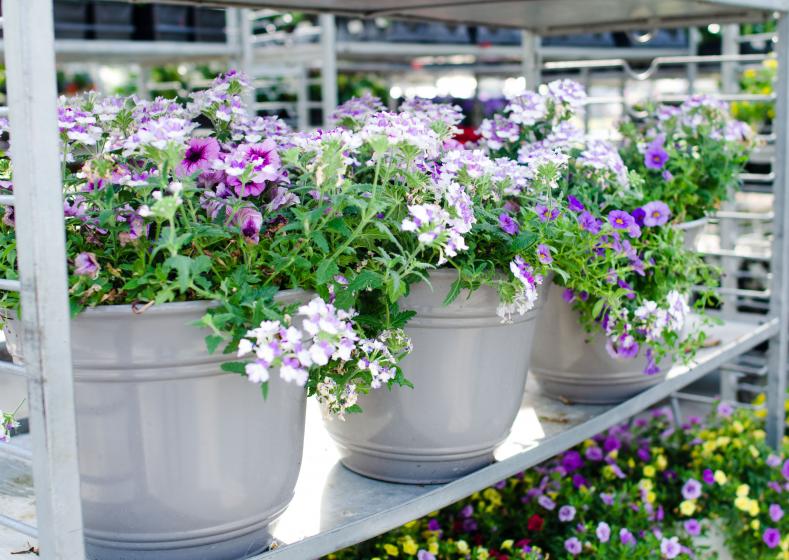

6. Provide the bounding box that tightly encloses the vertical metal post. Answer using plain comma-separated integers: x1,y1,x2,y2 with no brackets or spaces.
521,30,541,89
239,8,256,115
296,65,309,131
2,0,86,557
320,14,338,127
135,65,150,100
687,27,700,95
720,24,741,400
766,14,789,450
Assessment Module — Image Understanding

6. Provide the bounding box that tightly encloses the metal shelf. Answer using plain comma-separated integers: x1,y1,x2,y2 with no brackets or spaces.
252,316,778,560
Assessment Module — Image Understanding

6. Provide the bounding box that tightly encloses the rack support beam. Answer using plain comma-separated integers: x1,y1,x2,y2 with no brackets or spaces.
2,0,86,556
320,13,338,127
767,13,789,449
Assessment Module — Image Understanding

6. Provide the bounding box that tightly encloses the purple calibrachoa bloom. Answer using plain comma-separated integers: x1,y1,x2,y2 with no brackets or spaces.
660,536,681,559
498,213,519,235
416,550,436,560
608,210,641,237
564,537,582,556
562,288,575,303
642,201,671,227
537,244,553,264
596,521,611,543
233,207,263,244
662,169,674,181
619,528,636,546
782,459,789,480
681,478,702,500
537,495,556,510
644,139,670,170
717,402,734,418
567,195,585,212
558,505,576,522
535,204,560,222
702,469,715,485
684,519,701,536
179,137,220,175
578,211,601,234
74,252,100,279
606,333,640,360
769,503,784,522
763,528,781,549
600,493,614,506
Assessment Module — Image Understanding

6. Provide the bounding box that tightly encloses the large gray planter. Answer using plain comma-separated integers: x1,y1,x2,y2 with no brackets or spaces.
531,283,670,404
324,269,547,484
4,291,309,560
674,217,708,250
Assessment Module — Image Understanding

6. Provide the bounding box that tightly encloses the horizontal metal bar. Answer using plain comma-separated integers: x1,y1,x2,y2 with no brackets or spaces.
0,442,32,461
0,195,14,206
657,93,775,103
0,278,21,291
713,210,774,221
701,250,772,262
736,32,776,43
0,514,38,538
741,172,776,182
738,382,769,393
715,287,771,298
0,360,32,379
720,363,768,375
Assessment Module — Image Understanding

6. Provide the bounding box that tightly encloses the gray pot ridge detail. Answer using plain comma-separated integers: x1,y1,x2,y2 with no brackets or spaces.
324,269,547,484
4,290,311,560
531,283,671,405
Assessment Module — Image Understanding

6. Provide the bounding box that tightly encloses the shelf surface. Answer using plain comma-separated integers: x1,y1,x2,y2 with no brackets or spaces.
257,315,778,559
161,0,782,34
0,316,778,560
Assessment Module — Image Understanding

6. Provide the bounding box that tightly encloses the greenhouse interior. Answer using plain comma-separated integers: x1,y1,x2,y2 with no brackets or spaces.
0,0,788,559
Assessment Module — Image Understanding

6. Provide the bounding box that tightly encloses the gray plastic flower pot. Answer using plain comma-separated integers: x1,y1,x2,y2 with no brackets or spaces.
530,283,671,405
674,217,708,250
4,290,310,560
324,269,547,484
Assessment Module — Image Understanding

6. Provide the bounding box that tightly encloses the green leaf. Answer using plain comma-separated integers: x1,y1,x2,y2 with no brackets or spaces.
316,260,339,285
443,278,462,306
164,255,192,292
349,270,384,292
204,335,224,354
261,382,269,400
221,361,247,375
310,231,330,253
508,231,539,253
591,298,606,320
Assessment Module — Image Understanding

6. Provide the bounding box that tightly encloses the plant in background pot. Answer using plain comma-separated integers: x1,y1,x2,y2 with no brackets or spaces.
479,82,719,404
619,95,755,248
314,93,562,483
0,71,411,559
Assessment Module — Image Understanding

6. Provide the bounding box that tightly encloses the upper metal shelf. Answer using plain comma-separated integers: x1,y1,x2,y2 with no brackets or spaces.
151,0,784,34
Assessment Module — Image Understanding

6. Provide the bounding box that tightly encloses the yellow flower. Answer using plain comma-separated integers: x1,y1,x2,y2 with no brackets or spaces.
732,421,744,434
643,465,656,478
756,408,767,420
383,544,399,557
639,479,654,491
628,458,635,469
735,496,751,512
647,491,657,504
501,540,514,550
714,470,728,485
736,484,750,497
456,541,470,555
716,436,731,447
751,519,761,530
428,542,438,555
748,500,760,517
483,488,502,506
609,449,619,460
680,500,696,516
749,445,760,458
478,548,490,560
753,430,766,440
656,455,668,470
402,538,418,556
583,439,596,448
404,521,418,529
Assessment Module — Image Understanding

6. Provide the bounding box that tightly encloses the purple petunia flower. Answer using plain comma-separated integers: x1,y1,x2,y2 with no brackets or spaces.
179,137,220,175
562,450,584,472
682,479,702,500
608,210,635,230
558,505,576,522
770,504,784,523
684,519,701,536
631,207,646,227
459,504,474,518
619,528,636,546
564,537,582,556
417,550,436,560
606,333,640,360
535,204,560,222
567,195,585,212
661,536,682,559
585,446,603,461
702,469,715,485
642,201,671,227
572,474,587,489
427,518,441,532
537,244,553,264
717,402,734,418
233,207,263,244
644,140,669,170
662,169,674,182
74,252,100,279
764,528,781,549
768,454,782,468
601,493,614,506
499,213,519,236
538,495,556,510
562,288,575,302
782,460,789,480
596,522,611,543
578,211,601,234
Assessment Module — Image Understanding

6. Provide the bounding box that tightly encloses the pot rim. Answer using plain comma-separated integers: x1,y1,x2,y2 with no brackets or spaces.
31,287,310,318
673,216,709,230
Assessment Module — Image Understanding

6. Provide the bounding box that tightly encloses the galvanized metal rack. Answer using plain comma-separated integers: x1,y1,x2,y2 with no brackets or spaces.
0,1,787,559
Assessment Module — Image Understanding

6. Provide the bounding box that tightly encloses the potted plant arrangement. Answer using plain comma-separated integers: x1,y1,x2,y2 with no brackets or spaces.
479,83,719,404
0,72,411,559
619,94,754,249
314,91,560,483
